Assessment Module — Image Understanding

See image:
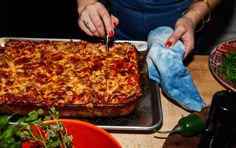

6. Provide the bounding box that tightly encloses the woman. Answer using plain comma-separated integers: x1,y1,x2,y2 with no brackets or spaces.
77,0,221,58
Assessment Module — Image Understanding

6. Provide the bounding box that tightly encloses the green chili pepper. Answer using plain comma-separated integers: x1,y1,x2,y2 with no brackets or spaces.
155,114,206,137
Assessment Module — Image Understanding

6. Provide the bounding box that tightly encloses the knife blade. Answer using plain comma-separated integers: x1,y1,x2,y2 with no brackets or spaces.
105,35,109,101
104,0,112,52
104,0,112,101
105,0,112,51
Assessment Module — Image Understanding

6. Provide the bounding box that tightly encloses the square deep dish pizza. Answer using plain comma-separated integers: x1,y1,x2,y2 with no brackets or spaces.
0,39,147,117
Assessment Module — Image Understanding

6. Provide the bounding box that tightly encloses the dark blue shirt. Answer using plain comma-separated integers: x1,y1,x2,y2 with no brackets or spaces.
101,0,192,41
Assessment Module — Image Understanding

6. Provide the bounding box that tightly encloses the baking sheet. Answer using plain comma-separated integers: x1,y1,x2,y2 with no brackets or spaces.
81,79,163,131
0,37,162,131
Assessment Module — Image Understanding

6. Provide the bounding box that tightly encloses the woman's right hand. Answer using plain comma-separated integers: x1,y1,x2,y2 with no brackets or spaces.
78,2,119,38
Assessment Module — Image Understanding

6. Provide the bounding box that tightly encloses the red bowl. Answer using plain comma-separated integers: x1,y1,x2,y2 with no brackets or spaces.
22,119,121,148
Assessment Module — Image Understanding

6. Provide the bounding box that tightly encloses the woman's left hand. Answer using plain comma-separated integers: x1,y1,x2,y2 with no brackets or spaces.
165,17,195,59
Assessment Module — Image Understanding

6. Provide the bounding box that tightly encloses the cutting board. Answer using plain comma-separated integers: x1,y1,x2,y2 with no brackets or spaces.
163,107,236,148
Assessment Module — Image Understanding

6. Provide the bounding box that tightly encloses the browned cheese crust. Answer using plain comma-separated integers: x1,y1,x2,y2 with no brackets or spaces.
0,40,142,107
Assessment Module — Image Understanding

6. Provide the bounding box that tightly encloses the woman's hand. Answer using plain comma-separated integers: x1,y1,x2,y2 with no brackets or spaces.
165,17,195,59
78,2,119,38
165,0,221,58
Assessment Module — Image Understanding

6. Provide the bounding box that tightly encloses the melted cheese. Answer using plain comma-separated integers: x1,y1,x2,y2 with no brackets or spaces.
0,40,142,105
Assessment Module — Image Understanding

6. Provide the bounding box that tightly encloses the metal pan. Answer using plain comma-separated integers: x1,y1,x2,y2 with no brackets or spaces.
0,37,162,131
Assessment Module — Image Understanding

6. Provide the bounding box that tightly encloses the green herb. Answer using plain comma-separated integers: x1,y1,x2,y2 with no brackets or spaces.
0,114,22,148
218,50,236,85
154,114,206,137
0,107,73,148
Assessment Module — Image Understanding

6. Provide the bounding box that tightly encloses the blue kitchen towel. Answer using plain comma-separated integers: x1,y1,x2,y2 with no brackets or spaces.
146,26,205,112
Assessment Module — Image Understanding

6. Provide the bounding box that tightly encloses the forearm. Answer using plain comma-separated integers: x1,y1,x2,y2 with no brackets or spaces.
182,0,221,30
77,0,98,14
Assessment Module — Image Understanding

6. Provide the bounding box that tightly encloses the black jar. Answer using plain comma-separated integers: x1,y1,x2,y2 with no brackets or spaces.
199,90,236,148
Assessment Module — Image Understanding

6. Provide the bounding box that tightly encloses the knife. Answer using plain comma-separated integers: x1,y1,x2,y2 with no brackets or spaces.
104,0,112,101
105,35,109,101
104,0,112,51
105,0,112,52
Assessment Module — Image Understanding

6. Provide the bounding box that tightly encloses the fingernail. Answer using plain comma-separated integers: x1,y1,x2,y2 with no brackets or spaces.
165,41,172,47
113,22,117,27
109,30,114,37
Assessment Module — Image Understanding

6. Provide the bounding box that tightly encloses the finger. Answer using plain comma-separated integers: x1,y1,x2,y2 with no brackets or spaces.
96,3,114,37
183,41,194,59
165,27,194,59
89,19,102,37
83,19,100,37
79,4,101,37
83,2,106,37
111,15,119,28
78,12,93,36
182,33,195,58
89,12,106,37
165,27,185,47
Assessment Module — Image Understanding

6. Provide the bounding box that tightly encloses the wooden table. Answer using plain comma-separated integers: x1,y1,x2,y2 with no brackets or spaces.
110,55,226,148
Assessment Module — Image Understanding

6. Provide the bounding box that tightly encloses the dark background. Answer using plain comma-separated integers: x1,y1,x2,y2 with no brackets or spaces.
199,0,236,54
0,0,235,55
0,0,88,39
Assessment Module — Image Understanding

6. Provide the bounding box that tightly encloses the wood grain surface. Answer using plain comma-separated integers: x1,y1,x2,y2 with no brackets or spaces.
110,56,227,148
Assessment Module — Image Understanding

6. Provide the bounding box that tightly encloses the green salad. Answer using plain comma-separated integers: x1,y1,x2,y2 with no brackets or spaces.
218,50,236,85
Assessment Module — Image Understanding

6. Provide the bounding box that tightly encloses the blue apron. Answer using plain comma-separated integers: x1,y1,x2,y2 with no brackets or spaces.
101,0,192,41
